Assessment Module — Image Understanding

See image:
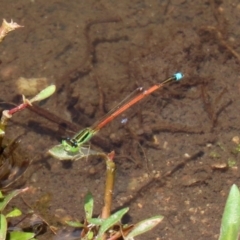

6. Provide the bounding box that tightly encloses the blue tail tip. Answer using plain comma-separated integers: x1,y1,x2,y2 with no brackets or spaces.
174,72,184,81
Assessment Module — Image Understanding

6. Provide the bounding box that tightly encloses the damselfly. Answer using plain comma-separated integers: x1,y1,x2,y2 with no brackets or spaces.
48,73,183,160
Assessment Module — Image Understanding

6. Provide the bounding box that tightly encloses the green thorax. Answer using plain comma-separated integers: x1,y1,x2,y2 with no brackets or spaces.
62,128,95,153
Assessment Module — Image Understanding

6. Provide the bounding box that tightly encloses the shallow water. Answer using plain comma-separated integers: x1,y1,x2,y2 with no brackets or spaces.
1,0,240,239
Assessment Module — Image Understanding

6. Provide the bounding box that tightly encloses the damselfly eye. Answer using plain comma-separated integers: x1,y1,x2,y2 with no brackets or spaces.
62,137,76,147
71,139,78,147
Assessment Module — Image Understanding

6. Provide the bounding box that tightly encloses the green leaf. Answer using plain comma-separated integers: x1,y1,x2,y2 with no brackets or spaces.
29,85,56,103
84,192,94,220
0,188,28,212
65,221,84,228
48,144,100,161
125,215,163,239
88,218,104,226
219,184,240,240
8,231,35,240
6,208,22,218
86,231,93,240
0,214,7,240
97,207,129,239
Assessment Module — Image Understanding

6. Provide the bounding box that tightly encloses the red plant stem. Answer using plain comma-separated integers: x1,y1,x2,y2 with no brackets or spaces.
7,102,29,115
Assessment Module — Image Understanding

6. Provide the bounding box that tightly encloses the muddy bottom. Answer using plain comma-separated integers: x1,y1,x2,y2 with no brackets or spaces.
1,0,240,239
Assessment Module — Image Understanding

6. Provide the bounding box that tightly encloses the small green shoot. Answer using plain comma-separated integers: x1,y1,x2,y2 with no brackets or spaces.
84,192,94,220
0,214,7,240
8,231,36,240
0,188,37,240
66,191,163,239
86,231,94,239
28,85,56,104
0,84,56,150
97,207,129,239
88,218,103,226
125,215,164,239
3,83,56,122
7,84,56,116
65,192,94,228
0,188,28,211
219,184,240,240
64,152,163,239
65,221,84,228
5,207,22,218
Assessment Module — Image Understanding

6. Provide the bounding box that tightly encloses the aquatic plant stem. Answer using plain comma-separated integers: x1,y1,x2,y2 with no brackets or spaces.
0,99,31,148
101,151,115,220
0,85,55,149
100,151,115,240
